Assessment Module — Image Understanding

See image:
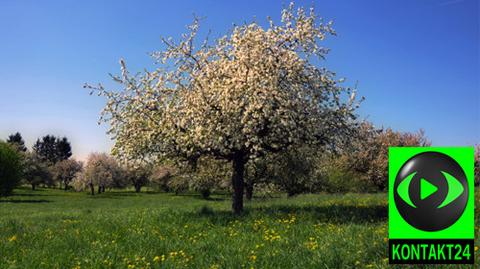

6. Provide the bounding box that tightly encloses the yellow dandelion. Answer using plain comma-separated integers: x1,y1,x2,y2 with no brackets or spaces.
8,235,17,242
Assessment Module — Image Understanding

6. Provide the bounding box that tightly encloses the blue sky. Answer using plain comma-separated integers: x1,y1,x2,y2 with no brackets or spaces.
0,0,478,160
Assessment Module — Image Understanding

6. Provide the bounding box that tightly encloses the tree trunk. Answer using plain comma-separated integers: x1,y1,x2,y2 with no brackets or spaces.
97,185,101,194
31,184,36,191
101,186,106,193
64,181,69,191
89,184,94,195
231,153,246,214
135,184,141,193
245,182,253,201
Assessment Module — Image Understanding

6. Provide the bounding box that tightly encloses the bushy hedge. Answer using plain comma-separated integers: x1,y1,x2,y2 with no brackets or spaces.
0,141,23,196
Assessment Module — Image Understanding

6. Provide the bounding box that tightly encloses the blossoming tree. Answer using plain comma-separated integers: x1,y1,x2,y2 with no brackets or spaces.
87,3,359,213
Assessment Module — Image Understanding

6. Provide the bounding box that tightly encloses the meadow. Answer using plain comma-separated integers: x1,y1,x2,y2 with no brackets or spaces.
0,188,478,269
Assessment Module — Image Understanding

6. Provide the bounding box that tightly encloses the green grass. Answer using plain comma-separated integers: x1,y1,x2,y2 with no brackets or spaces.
0,187,478,269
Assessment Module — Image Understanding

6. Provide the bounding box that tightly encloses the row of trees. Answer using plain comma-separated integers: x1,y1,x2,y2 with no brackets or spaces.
1,133,156,195
1,129,479,201
0,132,80,193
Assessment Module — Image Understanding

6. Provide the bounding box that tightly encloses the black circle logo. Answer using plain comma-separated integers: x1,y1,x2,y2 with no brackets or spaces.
394,151,468,231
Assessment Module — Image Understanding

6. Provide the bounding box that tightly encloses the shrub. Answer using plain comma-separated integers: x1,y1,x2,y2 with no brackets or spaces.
168,175,190,195
71,172,87,192
270,147,316,197
190,158,229,199
252,182,280,199
315,155,376,193
0,141,23,196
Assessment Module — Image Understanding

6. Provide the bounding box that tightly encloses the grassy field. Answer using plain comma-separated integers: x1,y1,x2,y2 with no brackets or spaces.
0,188,478,269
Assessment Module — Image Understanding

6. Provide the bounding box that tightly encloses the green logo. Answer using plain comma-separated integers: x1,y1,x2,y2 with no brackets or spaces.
389,147,474,264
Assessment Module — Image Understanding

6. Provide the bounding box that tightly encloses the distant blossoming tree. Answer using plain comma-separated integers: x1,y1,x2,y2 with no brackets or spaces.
87,3,359,213
53,159,83,190
347,122,431,191
78,153,122,195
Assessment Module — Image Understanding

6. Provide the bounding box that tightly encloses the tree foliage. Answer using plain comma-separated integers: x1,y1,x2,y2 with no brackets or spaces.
124,163,151,193
23,152,53,190
189,157,230,199
52,159,83,190
74,153,122,195
149,165,175,192
345,122,431,191
0,141,23,196
33,135,72,164
6,132,27,152
87,3,359,213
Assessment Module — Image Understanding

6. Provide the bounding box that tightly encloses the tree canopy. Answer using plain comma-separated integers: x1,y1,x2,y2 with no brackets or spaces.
33,135,72,164
0,141,23,196
88,3,360,213
6,132,27,152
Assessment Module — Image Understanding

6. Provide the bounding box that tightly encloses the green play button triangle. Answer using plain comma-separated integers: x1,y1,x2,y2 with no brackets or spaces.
420,178,438,200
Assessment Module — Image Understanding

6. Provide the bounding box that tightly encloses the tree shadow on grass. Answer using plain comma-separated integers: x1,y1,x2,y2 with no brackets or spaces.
0,199,51,203
105,191,167,197
13,193,52,197
194,204,387,225
167,193,228,201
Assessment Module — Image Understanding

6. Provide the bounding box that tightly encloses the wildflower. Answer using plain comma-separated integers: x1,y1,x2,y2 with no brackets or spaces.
249,251,257,262
153,256,161,262
8,235,17,242
304,237,318,250
263,229,281,242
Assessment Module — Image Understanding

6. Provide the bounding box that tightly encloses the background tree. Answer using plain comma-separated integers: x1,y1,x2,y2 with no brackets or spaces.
23,152,53,190
56,137,72,161
79,153,122,195
271,147,316,197
346,122,430,191
244,157,274,200
33,135,72,164
189,157,229,199
124,164,151,193
149,165,175,192
88,3,359,213
33,135,57,164
0,141,23,196
6,132,27,152
53,159,83,190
